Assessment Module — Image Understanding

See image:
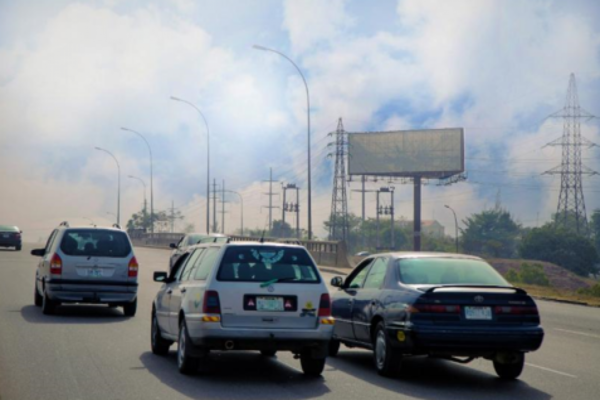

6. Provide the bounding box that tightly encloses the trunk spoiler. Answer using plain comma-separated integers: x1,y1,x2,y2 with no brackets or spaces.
424,285,527,295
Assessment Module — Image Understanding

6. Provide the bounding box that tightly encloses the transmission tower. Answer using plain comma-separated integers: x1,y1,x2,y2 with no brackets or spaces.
543,73,598,235
328,118,349,241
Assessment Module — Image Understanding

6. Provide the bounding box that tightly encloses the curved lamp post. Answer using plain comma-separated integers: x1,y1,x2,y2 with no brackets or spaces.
95,147,121,226
252,44,313,240
224,190,244,236
170,96,210,235
121,127,154,233
128,175,147,217
444,205,459,253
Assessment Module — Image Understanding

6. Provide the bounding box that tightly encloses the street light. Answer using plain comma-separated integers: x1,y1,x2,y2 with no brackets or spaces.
445,205,459,253
128,175,147,217
170,96,210,235
224,190,244,236
253,44,313,240
121,127,154,233
95,147,121,226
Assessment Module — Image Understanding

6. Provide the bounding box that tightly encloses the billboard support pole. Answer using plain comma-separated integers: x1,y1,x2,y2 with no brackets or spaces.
414,177,421,251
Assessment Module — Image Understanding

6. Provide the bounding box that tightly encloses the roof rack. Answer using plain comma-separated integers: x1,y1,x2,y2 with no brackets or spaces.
59,221,69,227
112,223,121,229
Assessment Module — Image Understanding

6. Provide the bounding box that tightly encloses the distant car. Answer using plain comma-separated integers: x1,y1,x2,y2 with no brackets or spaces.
354,251,370,257
151,241,334,376
0,225,22,251
329,252,544,379
169,233,228,269
31,222,139,316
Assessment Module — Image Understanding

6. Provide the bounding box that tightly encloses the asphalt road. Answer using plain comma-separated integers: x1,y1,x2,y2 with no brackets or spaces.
1,244,599,400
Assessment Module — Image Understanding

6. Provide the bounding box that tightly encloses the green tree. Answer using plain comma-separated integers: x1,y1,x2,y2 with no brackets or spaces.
519,224,599,277
271,220,293,238
461,209,521,258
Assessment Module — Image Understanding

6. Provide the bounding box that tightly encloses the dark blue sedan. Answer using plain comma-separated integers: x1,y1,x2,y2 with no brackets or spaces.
330,252,544,379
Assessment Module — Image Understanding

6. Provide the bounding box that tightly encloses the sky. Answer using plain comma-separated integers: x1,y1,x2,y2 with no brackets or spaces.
0,0,599,242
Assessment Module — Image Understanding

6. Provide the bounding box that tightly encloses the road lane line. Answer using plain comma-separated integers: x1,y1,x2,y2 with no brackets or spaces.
555,328,600,339
525,363,577,378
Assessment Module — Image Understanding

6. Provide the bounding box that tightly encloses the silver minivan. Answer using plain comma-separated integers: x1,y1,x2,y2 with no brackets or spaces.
32,222,139,316
151,242,334,376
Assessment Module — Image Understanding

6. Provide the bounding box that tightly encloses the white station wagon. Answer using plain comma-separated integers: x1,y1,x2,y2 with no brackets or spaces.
151,241,335,375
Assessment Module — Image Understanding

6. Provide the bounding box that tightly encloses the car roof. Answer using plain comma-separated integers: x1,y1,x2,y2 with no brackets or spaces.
186,240,304,252
366,251,483,261
0,225,19,231
61,225,125,233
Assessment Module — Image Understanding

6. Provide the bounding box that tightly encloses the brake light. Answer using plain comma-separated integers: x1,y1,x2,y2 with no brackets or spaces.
50,253,62,275
318,293,331,317
494,306,538,315
14,232,21,239
128,257,139,278
409,304,461,314
203,290,221,314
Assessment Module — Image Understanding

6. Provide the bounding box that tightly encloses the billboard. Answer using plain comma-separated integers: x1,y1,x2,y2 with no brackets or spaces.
348,128,464,178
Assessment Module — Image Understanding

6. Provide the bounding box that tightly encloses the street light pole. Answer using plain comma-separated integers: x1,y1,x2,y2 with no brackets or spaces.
224,190,244,236
170,97,210,235
253,44,313,240
128,175,147,217
445,205,459,253
95,147,121,226
121,127,154,233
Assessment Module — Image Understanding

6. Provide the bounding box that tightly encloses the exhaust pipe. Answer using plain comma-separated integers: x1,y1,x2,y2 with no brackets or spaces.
224,340,234,350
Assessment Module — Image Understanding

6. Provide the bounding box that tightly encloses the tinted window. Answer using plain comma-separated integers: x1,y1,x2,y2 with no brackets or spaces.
194,248,220,280
60,229,132,257
216,246,319,283
180,249,205,281
363,258,387,289
347,264,371,289
45,230,58,252
187,234,208,245
397,258,509,286
170,253,190,280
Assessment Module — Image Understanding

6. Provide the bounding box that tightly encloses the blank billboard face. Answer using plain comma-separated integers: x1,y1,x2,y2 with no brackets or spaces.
348,128,464,178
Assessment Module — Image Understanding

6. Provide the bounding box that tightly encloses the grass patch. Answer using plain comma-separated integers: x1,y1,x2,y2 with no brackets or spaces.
517,283,600,307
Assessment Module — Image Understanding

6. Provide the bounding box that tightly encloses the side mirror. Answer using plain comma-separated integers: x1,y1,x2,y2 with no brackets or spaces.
153,272,168,282
31,248,45,257
169,243,177,249
331,276,344,288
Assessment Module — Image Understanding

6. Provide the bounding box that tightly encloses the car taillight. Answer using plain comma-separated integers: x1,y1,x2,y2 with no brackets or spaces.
409,304,461,314
318,293,331,317
494,306,538,315
128,257,139,278
50,253,62,275
203,290,221,314
14,233,21,239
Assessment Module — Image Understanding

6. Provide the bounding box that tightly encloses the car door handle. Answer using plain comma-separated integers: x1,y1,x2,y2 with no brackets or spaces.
180,288,187,293
167,289,173,295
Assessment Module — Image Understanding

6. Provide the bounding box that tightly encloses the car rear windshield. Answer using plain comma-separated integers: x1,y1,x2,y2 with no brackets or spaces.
60,229,132,258
397,258,509,286
217,246,320,283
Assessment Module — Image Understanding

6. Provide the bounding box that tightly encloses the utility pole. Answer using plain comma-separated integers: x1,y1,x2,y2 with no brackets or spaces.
379,187,395,250
543,73,598,235
262,168,279,232
328,118,349,241
212,179,218,233
282,183,299,238
220,179,228,234
352,185,379,249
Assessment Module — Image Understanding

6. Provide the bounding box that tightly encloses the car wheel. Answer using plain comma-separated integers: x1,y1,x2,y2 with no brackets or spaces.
16,245,22,251
123,299,137,317
41,288,57,315
300,351,326,376
260,350,277,357
177,319,199,374
34,283,43,307
328,339,341,357
151,311,172,356
493,352,525,380
373,322,402,377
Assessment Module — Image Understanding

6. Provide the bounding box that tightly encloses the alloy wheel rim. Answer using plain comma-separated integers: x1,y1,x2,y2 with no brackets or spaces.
178,325,185,367
376,330,386,370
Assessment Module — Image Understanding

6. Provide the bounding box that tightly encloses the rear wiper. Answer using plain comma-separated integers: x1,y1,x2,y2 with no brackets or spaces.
260,277,297,287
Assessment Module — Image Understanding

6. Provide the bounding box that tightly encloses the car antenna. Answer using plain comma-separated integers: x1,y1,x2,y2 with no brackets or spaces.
260,228,266,243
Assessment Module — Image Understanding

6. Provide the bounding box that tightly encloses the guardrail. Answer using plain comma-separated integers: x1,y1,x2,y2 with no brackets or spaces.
129,231,352,269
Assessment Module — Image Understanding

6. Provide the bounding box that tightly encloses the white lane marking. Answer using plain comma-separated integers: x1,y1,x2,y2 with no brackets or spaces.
525,363,577,378
555,328,600,339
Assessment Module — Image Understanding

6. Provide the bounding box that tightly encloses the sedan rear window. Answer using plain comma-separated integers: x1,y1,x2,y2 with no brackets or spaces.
60,229,132,258
397,258,509,286
217,246,320,283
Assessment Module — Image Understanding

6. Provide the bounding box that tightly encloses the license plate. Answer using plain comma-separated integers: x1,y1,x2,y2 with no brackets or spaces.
257,296,284,311
465,306,492,320
89,269,102,278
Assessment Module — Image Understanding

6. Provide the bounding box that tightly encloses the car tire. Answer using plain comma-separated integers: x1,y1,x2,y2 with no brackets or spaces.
300,351,326,376
151,311,172,356
41,288,57,315
328,339,341,357
373,322,402,377
34,283,43,307
493,352,525,380
123,299,137,317
16,245,21,251
177,319,199,375
260,350,277,357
